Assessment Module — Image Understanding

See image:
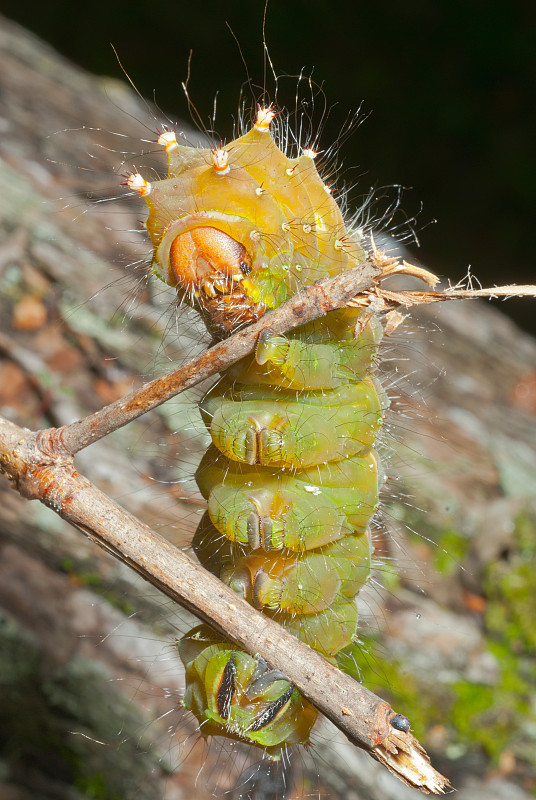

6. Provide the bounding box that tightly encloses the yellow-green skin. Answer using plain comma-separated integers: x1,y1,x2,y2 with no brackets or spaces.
178,625,317,757
139,116,386,752
147,124,363,309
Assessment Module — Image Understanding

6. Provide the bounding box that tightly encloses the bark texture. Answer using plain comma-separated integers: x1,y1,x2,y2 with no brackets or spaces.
1,13,535,800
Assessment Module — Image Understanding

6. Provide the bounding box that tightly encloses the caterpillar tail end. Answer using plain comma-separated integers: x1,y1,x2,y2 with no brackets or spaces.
178,625,318,755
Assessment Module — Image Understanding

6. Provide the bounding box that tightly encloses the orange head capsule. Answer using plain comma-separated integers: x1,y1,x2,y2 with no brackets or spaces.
169,227,252,297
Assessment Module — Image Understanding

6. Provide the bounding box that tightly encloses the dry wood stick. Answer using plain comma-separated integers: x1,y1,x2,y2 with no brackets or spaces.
5,265,535,792
0,413,450,794
58,259,380,455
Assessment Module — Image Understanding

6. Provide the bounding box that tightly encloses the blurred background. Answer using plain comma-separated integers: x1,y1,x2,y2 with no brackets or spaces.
2,0,535,332
1,5,536,798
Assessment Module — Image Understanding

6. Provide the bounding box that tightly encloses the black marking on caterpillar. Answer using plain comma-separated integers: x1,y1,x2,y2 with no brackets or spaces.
217,653,237,720
247,686,295,732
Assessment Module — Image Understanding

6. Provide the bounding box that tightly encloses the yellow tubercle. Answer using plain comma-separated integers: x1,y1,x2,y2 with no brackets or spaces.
212,149,231,176
254,105,276,132
126,173,152,196
158,130,179,152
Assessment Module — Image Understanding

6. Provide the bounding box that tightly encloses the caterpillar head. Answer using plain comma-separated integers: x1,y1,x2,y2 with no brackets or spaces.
128,106,368,338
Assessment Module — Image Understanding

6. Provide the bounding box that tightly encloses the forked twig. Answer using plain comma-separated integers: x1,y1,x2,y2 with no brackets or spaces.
3,261,536,793
0,414,450,794
351,283,536,311
57,257,380,455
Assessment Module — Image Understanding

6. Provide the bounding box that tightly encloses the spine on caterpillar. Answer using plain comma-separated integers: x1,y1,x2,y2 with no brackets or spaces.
127,106,387,757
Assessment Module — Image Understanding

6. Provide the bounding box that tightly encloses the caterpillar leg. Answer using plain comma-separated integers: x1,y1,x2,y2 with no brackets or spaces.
221,532,371,615
208,482,352,550
202,379,384,467
196,446,381,550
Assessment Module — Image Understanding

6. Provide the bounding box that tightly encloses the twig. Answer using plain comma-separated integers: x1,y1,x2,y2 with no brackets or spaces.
4,253,535,792
0,414,450,794
57,258,380,455
350,284,536,311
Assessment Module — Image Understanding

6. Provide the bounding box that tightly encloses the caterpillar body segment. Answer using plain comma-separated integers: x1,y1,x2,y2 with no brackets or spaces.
197,445,380,551
179,625,318,754
253,312,383,390
201,374,384,468
134,109,387,752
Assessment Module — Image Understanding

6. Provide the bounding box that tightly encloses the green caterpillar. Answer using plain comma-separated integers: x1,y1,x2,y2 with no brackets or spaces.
127,106,386,755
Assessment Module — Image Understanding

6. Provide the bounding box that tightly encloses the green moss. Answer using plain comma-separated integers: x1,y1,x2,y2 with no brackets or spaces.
75,771,121,800
484,511,536,655
60,558,135,616
392,510,535,764
449,681,509,759
433,528,468,575
460,511,536,766
338,637,443,741
435,512,535,765
447,631,533,762
347,511,536,771
387,502,469,576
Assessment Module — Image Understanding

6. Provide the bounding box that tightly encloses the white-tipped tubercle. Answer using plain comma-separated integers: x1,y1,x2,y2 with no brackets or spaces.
302,148,317,159
212,149,230,176
127,173,152,196
254,106,276,132
158,130,179,152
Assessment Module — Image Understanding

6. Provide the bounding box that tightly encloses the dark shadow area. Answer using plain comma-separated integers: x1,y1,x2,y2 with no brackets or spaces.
2,0,535,333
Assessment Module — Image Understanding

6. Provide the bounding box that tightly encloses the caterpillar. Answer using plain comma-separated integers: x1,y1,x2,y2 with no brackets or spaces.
126,104,388,757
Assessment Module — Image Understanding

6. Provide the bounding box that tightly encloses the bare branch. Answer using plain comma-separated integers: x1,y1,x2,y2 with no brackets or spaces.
58,258,380,455
350,284,536,311
0,414,450,794
6,244,532,793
